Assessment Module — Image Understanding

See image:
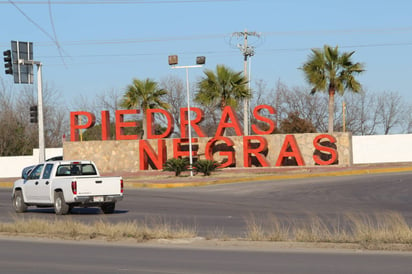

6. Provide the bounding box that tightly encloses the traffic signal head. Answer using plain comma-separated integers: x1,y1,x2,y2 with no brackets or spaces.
30,105,38,123
3,50,13,75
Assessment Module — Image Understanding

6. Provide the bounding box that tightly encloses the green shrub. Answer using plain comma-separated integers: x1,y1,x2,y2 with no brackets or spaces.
162,158,189,176
193,159,220,176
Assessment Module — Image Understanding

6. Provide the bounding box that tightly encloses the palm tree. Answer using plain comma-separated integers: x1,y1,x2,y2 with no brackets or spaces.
195,64,250,121
301,45,365,133
121,78,170,139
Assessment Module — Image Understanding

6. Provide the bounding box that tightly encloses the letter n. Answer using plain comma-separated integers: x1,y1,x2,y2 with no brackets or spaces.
139,139,167,170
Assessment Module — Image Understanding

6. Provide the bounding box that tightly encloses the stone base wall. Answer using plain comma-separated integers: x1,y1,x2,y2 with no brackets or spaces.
63,133,352,173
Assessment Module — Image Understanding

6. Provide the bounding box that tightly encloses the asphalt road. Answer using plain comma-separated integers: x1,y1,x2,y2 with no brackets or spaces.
0,237,411,274
1,171,412,236
1,171,412,273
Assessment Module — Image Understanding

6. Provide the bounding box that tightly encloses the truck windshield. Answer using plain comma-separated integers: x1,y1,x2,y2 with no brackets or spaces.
56,163,97,176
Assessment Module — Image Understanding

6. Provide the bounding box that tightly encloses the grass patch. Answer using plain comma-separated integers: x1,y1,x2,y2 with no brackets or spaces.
1,212,412,250
0,216,196,242
245,212,412,249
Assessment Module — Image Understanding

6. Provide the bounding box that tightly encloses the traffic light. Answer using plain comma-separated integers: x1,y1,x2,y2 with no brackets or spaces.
30,105,38,123
3,50,13,75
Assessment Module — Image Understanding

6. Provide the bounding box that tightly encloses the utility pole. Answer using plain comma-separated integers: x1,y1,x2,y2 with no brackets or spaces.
231,30,260,136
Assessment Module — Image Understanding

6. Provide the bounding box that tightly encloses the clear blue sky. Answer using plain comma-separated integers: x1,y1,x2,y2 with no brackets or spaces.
1,0,412,106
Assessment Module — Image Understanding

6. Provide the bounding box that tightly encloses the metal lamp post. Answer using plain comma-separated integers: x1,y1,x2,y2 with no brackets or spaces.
168,55,205,176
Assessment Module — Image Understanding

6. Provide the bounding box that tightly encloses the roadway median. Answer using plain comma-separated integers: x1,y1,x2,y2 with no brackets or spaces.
121,162,412,188
1,162,411,189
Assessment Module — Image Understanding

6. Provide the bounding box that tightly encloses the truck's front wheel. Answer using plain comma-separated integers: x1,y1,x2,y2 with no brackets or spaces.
13,190,27,213
54,192,70,215
101,202,115,214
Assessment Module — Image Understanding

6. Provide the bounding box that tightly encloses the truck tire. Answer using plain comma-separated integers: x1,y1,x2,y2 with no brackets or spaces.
13,190,27,213
54,192,70,215
101,202,115,214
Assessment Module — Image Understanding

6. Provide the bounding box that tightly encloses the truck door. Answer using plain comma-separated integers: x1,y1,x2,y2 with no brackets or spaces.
37,163,54,204
23,164,44,203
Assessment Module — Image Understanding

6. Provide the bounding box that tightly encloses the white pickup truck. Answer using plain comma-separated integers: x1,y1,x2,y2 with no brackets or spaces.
12,160,123,215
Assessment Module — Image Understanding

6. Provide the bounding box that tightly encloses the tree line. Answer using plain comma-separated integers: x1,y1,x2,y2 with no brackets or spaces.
0,45,411,156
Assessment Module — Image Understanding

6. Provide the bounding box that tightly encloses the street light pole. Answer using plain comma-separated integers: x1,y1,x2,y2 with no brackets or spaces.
169,55,205,177
36,62,45,163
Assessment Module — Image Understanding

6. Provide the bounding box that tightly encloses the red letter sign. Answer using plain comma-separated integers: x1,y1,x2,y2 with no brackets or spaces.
180,107,206,138
251,105,276,135
313,134,338,165
205,137,235,168
101,110,110,141
173,138,198,158
146,109,174,139
276,135,305,166
70,111,96,142
243,136,270,167
215,106,242,137
139,139,167,170
115,109,140,140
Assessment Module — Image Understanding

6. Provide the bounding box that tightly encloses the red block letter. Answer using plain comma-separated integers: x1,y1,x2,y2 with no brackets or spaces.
180,107,206,138
139,139,167,170
115,109,140,140
243,136,270,167
215,106,242,137
70,111,96,142
173,138,198,158
205,137,235,168
313,134,338,165
251,105,276,135
101,110,110,141
276,135,305,166
146,109,174,139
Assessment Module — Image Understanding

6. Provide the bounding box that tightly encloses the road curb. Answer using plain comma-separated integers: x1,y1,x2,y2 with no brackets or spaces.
123,165,412,189
0,182,13,188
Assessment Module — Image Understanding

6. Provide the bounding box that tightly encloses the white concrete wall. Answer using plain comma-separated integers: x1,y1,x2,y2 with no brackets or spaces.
352,134,412,164
0,148,62,178
1,134,411,178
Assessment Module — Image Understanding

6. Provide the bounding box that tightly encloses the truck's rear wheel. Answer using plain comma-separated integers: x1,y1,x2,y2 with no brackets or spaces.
101,202,115,214
13,190,27,213
54,192,70,215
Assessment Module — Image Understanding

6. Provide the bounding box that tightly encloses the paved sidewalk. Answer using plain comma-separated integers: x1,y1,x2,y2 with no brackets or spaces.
1,162,412,189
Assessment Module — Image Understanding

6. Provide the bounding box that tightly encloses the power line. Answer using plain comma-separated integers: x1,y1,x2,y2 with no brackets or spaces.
259,41,412,53
46,34,227,46
47,0,67,66
34,41,412,64
9,26,412,48
263,27,412,36
8,0,68,65
0,0,239,4
7,0,55,42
